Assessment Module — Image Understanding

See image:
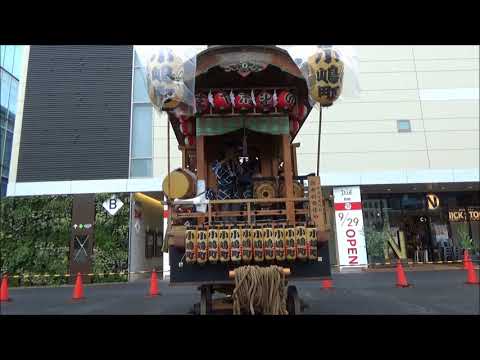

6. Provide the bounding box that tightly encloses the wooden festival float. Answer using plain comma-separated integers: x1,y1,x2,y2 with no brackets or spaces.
146,45,347,314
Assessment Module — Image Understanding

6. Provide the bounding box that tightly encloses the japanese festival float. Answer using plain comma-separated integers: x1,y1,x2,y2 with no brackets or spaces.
138,45,359,314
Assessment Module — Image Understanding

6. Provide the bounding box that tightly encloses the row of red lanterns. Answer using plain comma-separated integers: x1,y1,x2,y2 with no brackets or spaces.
195,89,306,115
179,89,306,145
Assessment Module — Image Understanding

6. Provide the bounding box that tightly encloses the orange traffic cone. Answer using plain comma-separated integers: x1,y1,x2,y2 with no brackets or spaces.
0,275,11,302
465,259,480,285
322,279,333,290
72,273,85,300
396,262,410,288
148,269,160,297
463,250,470,269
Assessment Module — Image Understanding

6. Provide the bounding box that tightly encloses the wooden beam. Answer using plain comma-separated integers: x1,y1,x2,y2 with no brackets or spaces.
291,144,298,177
176,209,287,218
196,135,206,225
174,208,308,219
272,157,279,177
208,197,307,204
282,134,295,224
196,136,206,180
181,147,186,169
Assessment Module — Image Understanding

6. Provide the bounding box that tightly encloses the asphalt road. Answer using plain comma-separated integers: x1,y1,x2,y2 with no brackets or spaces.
1,269,479,315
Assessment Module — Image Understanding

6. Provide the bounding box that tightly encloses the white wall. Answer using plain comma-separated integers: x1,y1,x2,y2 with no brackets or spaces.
152,110,182,179
296,45,480,185
129,199,164,280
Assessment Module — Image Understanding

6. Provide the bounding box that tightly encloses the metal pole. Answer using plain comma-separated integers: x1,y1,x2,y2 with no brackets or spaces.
316,106,322,176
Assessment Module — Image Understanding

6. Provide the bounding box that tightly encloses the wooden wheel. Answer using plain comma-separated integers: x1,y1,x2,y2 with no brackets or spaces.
287,285,301,315
200,285,212,315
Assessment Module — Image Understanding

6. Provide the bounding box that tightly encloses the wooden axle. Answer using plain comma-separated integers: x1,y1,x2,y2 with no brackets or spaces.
228,267,291,279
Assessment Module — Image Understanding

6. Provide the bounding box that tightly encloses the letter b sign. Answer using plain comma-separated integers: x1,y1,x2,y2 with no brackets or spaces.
103,196,124,216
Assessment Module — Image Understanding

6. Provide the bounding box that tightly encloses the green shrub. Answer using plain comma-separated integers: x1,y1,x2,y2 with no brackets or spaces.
363,225,387,261
0,194,130,286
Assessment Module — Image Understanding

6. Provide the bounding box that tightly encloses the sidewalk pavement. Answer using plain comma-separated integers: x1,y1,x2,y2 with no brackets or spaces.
332,263,479,273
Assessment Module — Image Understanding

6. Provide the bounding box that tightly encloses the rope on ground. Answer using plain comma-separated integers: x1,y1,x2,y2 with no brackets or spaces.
232,265,288,315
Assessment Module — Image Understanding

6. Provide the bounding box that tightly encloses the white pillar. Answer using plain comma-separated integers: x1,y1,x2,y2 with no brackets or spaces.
129,199,163,281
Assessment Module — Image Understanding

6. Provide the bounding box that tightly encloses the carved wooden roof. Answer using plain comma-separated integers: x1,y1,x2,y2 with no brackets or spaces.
195,45,304,79
168,46,312,145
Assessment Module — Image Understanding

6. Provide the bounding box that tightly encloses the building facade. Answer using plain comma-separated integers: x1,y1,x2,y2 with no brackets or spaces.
6,45,480,276
294,45,479,265
0,45,23,197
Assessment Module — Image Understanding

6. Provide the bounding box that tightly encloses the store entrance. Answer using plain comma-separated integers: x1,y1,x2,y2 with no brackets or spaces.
400,213,434,262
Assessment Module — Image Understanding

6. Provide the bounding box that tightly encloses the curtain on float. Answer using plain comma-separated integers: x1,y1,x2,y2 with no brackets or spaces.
196,116,290,136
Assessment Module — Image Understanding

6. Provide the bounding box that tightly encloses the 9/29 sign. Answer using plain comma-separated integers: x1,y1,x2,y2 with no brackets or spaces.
333,186,368,269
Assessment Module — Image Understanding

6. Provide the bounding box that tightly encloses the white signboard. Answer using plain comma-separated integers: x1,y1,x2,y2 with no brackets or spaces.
333,186,368,269
103,196,124,216
163,205,170,280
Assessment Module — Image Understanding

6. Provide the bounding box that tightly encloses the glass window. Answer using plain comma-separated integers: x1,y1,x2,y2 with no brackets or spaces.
1,70,12,109
133,68,149,103
131,159,152,178
134,51,145,68
4,131,12,169
0,46,4,66
3,46,15,74
0,127,5,165
397,119,411,133
7,114,15,132
1,177,7,198
12,46,23,79
1,164,8,178
0,105,7,127
8,79,18,116
131,104,152,159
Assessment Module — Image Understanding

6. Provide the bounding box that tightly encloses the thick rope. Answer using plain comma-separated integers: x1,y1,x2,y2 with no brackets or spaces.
232,265,288,315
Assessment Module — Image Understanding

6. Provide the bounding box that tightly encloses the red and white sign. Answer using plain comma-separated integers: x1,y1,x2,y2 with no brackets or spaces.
333,186,368,269
163,205,170,279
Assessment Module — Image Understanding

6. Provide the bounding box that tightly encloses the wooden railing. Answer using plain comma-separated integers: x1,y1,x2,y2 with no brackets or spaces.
172,197,310,225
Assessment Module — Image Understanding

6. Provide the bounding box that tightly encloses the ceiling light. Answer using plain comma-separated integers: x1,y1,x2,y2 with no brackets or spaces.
134,193,164,208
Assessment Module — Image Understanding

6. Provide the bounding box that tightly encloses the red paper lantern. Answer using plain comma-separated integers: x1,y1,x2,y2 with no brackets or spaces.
290,119,300,135
255,90,274,112
195,93,210,114
180,121,193,135
290,102,308,120
212,91,232,112
234,92,254,112
179,115,192,124
185,135,196,146
277,90,296,111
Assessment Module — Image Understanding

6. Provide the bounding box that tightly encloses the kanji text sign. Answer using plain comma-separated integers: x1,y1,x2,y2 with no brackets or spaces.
308,176,326,230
